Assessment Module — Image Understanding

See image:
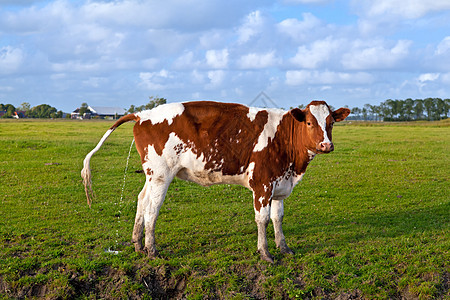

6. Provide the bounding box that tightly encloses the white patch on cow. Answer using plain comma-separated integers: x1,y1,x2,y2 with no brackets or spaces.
309,104,331,143
272,166,305,200
258,196,265,205
254,203,271,222
307,150,316,161
253,108,286,152
246,107,261,122
137,103,185,125
270,199,284,221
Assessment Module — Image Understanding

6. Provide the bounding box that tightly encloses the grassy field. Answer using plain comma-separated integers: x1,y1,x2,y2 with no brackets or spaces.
0,118,448,299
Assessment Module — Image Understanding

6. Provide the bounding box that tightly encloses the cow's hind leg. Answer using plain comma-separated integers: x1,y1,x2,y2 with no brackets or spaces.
271,199,294,255
132,181,148,253
142,174,173,257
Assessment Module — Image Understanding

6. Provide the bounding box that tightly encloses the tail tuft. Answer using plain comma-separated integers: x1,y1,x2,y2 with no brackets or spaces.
81,157,94,208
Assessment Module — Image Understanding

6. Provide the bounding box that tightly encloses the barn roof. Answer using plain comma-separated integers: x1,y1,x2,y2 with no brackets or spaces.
88,106,127,116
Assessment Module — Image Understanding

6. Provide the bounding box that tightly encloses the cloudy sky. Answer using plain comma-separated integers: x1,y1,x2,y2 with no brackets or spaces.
1,0,450,112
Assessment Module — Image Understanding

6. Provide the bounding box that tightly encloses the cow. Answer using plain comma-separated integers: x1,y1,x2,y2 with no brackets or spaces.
81,100,350,263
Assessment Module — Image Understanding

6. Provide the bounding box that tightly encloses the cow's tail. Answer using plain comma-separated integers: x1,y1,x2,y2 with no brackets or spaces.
81,113,139,207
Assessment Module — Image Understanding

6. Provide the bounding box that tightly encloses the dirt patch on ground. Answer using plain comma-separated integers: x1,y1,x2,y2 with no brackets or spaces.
0,264,187,299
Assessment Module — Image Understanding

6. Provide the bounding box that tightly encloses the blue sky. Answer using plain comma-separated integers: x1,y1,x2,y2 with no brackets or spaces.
1,0,450,112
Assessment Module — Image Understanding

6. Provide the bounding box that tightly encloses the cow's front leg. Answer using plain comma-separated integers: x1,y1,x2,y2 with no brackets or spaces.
271,199,294,255
255,204,273,263
253,186,274,263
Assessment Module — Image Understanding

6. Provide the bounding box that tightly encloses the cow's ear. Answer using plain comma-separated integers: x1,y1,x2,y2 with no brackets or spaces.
332,107,351,122
290,108,305,122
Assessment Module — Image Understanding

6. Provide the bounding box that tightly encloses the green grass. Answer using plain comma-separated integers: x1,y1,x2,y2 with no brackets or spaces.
0,119,448,299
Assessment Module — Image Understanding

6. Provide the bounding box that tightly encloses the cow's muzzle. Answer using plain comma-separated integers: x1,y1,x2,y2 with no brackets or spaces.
317,142,334,153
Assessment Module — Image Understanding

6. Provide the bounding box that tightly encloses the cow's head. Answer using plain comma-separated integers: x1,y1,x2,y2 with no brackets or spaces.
290,101,350,154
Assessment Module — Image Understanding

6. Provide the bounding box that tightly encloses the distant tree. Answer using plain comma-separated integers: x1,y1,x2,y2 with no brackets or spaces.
413,99,424,120
379,102,389,120
364,104,374,120
396,99,406,120
29,104,58,118
128,96,167,113
350,107,361,120
127,105,136,114
423,98,434,121
145,96,167,110
1,104,16,118
18,102,31,113
435,98,446,120
404,98,414,120
384,99,395,120
361,105,368,121
372,105,381,121
444,99,450,119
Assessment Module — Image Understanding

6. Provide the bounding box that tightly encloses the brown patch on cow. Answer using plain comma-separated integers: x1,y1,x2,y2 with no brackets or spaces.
134,119,172,161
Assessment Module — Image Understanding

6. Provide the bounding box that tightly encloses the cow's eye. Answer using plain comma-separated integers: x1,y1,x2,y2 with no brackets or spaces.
307,122,312,126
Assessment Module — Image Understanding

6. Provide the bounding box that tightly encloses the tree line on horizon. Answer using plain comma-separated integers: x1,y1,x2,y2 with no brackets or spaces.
0,103,63,119
347,98,449,121
1,97,449,121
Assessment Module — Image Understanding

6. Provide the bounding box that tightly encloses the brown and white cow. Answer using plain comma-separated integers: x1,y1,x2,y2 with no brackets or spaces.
81,100,350,263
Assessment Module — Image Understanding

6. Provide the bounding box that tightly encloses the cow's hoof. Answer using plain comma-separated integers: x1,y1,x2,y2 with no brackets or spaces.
260,252,274,264
280,246,294,255
144,247,159,258
134,243,144,254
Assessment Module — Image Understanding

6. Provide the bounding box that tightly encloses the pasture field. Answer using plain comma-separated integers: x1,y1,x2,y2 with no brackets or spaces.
0,118,448,299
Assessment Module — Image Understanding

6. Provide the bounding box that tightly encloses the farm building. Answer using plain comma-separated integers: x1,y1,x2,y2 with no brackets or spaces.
71,106,127,120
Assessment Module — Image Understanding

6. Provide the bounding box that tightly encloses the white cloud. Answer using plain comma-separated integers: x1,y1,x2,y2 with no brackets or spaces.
238,51,280,69
139,70,171,90
356,0,450,19
191,70,205,84
342,40,412,70
173,51,199,70
206,49,229,69
290,37,342,68
418,73,440,82
51,61,100,73
285,70,374,85
80,0,266,30
237,10,264,44
207,70,225,88
199,30,229,49
0,46,24,74
277,13,322,43
435,36,450,55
